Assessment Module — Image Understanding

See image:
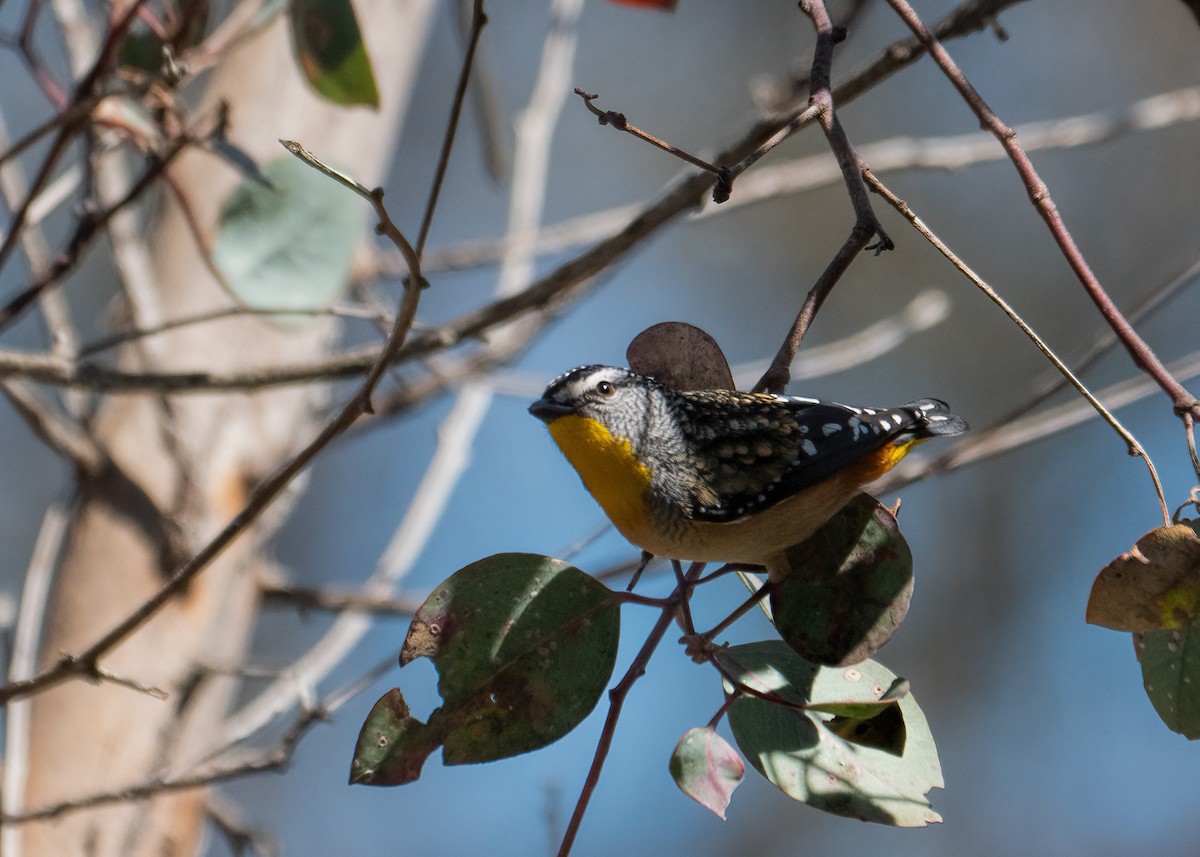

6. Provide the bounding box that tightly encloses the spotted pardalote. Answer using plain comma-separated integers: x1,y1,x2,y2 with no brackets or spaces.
530,365,967,579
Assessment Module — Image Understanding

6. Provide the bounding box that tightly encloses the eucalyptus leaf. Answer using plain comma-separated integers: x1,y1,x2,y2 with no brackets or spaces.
213,155,360,315
400,553,620,765
669,727,744,819
1137,626,1200,739
288,0,380,108
724,641,942,826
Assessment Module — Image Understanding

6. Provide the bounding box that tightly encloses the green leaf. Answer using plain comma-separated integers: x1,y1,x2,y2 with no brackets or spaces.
1088,521,1200,632
400,553,620,764
213,155,360,314
288,0,380,108
669,727,745,819
770,494,914,666
723,641,942,827
1137,626,1200,739
349,689,441,786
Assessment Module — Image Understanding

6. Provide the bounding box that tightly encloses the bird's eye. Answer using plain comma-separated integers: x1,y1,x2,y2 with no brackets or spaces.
596,381,615,397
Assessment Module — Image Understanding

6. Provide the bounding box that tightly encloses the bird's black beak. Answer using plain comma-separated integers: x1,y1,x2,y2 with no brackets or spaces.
529,398,574,423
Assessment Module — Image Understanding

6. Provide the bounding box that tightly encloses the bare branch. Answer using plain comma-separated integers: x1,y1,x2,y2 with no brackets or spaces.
574,88,732,199
387,86,1198,276
416,0,488,258
260,584,422,617
0,656,394,824
752,0,892,394
885,0,1200,426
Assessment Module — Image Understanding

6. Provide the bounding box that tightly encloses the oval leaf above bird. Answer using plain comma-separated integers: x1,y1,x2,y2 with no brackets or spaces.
626,322,735,391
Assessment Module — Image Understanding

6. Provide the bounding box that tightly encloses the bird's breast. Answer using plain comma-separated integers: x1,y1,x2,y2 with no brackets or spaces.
547,415,656,540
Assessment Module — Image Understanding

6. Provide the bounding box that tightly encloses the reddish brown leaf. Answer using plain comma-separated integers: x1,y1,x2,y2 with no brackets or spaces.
626,322,734,391
669,727,744,818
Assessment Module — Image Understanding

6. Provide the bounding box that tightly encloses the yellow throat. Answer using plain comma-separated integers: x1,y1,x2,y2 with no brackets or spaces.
547,414,653,536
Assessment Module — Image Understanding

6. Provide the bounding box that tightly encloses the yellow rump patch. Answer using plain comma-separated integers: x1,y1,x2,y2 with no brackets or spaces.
853,436,929,483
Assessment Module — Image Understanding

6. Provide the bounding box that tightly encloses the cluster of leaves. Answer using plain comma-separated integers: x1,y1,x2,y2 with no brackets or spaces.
350,323,944,828
1087,510,1200,738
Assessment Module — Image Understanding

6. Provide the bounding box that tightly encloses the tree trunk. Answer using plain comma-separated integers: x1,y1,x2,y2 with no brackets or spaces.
18,2,435,853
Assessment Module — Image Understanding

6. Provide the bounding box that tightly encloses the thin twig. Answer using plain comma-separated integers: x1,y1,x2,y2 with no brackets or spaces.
415,0,488,258
0,656,395,824
867,171,1169,525
752,0,892,395
260,584,423,617
0,130,195,332
574,89,732,200
979,255,1200,440
360,86,1200,277
556,577,690,857
0,95,107,170
885,0,1200,425
454,0,508,183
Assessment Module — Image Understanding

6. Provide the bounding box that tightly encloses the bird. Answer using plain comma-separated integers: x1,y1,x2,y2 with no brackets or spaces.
529,364,966,580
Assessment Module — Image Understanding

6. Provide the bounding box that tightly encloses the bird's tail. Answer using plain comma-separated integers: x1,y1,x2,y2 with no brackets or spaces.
907,398,969,438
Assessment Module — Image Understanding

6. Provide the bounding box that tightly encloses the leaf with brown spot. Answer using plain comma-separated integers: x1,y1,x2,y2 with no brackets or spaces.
349,689,440,786
626,322,735,391
1087,521,1200,632
397,553,620,765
